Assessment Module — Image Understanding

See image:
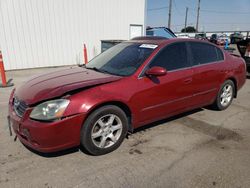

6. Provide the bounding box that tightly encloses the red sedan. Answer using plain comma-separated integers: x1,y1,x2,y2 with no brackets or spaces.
8,37,246,155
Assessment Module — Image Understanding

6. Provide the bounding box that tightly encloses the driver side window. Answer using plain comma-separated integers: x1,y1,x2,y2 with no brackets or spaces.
149,42,190,71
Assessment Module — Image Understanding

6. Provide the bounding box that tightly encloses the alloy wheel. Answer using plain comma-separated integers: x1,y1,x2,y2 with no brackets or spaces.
220,84,233,107
91,114,123,148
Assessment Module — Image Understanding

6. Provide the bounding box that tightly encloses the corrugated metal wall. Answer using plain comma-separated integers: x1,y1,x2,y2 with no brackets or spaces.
0,0,145,70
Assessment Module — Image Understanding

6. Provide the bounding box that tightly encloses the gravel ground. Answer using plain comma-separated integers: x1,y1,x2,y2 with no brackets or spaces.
1,66,250,188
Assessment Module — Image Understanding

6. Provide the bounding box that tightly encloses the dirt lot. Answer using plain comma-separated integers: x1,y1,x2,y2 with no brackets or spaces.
1,67,250,188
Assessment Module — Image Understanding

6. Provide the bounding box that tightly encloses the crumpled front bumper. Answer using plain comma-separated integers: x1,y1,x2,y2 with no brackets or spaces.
8,104,85,153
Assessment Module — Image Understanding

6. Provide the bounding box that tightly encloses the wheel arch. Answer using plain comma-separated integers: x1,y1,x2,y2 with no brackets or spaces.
226,77,238,98
85,101,133,133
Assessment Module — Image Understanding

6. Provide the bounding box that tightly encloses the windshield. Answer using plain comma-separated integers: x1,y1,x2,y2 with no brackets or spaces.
85,43,155,76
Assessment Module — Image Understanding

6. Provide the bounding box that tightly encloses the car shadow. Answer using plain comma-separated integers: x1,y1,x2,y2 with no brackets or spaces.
133,108,203,134
23,144,80,158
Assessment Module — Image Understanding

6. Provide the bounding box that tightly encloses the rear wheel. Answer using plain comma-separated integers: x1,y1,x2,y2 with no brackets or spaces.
81,105,128,155
213,80,235,110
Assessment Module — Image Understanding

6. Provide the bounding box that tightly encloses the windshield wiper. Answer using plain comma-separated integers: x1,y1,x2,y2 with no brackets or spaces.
85,66,110,75
85,66,123,76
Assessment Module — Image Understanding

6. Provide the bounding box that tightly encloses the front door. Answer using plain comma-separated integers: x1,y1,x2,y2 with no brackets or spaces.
132,42,194,126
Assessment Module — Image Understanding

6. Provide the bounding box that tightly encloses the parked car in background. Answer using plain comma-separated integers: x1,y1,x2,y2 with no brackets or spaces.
177,34,190,39
195,33,208,40
230,32,244,44
237,38,250,74
8,37,246,155
146,27,176,38
210,34,230,46
210,34,218,44
217,34,230,45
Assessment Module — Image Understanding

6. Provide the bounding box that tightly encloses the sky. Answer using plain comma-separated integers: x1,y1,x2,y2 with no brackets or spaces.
147,0,250,32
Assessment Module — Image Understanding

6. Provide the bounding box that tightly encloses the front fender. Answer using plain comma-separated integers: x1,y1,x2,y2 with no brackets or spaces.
63,86,132,117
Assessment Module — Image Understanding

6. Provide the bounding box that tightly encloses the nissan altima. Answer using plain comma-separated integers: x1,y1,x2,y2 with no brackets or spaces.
8,37,246,155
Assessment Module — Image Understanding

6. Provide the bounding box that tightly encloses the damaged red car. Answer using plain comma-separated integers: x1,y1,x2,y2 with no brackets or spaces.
8,37,246,155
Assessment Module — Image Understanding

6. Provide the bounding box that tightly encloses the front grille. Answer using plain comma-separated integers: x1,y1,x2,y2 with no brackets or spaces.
13,97,28,117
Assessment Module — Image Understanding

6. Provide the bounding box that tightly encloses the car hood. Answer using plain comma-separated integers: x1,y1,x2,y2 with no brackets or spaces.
15,66,122,105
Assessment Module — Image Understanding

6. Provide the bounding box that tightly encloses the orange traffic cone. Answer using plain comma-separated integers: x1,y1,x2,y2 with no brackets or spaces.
0,50,14,87
83,44,88,64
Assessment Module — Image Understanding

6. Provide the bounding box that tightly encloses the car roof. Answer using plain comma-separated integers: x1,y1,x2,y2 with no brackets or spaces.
128,36,211,45
130,36,168,44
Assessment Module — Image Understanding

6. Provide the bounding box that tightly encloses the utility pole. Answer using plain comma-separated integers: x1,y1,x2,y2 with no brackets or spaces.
168,0,172,28
184,7,188,33
196,0,201,32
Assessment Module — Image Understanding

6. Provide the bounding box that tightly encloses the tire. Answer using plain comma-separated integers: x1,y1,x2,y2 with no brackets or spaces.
80,105,128,155
213,80,235,110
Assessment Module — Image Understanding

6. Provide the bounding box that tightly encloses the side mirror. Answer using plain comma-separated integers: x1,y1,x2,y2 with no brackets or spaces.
145,66,167,77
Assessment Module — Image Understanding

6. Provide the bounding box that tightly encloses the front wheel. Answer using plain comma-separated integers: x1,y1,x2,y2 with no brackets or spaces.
81,105,128,155
213,80,235,110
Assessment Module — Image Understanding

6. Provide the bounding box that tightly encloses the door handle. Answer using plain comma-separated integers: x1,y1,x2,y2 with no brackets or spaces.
183,78,192,84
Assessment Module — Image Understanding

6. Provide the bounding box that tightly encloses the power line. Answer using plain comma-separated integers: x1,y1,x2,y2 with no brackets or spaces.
172,22,250,31
172,22,197,27
200,22,250,25
147,6,168,11
188,8,250,14
200,9,250,14
173,0,185,16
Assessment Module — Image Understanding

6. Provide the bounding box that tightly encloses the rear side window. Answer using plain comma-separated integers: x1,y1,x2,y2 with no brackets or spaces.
189,42,219,65
149,42,189,71
216,47,224,61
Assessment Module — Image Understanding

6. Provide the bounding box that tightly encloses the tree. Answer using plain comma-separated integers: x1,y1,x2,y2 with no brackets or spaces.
181,26,197,33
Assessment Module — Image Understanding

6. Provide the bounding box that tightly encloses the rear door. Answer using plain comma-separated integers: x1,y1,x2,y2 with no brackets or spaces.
133,42,194,125
188,41,225,106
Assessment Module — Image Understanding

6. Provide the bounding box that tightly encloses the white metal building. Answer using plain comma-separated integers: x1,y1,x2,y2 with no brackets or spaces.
0,0,146,70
